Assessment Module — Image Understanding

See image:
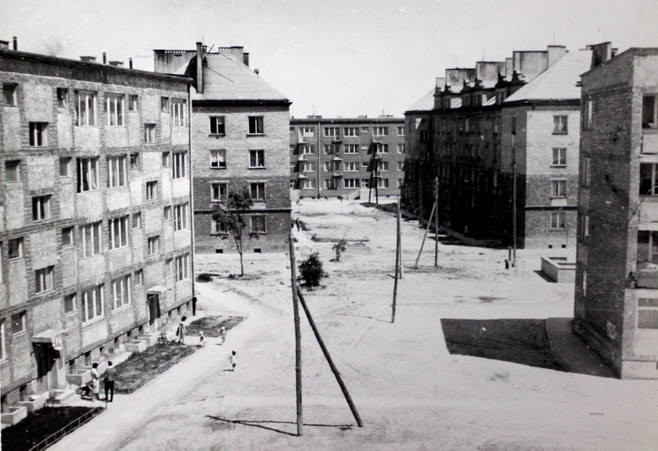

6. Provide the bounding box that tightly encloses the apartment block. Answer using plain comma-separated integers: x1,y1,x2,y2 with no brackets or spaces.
404,45,589,248
154,44,291,254
0,44,194,410
290,116,406,198
574,43,658,378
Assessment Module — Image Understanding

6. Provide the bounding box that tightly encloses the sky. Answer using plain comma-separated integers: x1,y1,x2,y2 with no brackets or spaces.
1,0,658,118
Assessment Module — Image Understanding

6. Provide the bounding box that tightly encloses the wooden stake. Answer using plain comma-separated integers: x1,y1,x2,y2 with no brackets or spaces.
397,197,403,279
392,198,401,323
288,234,303,436
295,287,364,427
434,177,439,268
414,199,436,268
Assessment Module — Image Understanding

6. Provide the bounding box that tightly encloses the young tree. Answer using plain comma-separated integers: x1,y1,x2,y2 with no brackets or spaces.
332,239,348,262
211,188,254,276
299,252,324,288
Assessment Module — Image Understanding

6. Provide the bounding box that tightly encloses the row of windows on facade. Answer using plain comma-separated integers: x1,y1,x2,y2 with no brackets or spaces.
579,157,658,197
294,178,400,190
0,206,188,274
293,125,405,138
0,254,191,358
209,116,264,136
295,160,404,173
4,152,186,192
211,215,267,235
1,83,187,128
208,149,267,170
210,182,265,202
296,143,406,155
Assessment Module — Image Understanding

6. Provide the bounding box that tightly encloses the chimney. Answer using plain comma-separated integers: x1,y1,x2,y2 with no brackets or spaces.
102,52,107,64
129,58,133,69
0,40,8,50
588,42,613,68
547,45,567,67
12,36,17,51
243,52,249,67
80,56,97,63
109,61,123,67
195,41,204,94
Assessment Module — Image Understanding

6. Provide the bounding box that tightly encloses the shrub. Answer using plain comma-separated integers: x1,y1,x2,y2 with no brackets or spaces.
299,252,324,288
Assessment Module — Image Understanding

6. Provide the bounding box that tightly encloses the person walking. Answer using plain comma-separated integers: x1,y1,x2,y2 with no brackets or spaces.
218,326,226,345
176,316,187,344
229,350,238,371
103,361,117,402
198,331,205,347
91,363,100,400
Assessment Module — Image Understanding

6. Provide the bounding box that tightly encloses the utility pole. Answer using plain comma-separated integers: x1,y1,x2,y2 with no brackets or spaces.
512,143,517,267
288,235,303,436
375,158,379,205
397,196,403,279
392,198,401,322
414,197,437,268
433,177,439,267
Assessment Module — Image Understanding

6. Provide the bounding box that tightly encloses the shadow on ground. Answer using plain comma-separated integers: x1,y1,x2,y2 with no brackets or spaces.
206,415,353,436
441,318,563,371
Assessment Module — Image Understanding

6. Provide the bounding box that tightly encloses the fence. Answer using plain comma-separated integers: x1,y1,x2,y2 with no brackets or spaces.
28,407,104,451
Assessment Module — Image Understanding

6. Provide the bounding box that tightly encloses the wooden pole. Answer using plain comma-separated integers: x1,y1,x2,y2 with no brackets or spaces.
392,198,401,322
414,199,437,268
434,177,439,268
288,235,303,436
295,287,363,427
397,197,403,279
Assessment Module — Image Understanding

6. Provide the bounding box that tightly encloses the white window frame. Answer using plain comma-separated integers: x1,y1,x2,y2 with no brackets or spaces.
250,182,265,201
210,149,226,169
210,182,228,202
373,126,389,136
75,91,97,126
173,152,186,178
210,116,226,135
174,203,189,231
112,275,132,309
397,143,406,154
248,116,264,135
172,98,186,127
144,123,156,144
249,149,265,168
553,115,568,134
107,155,128,188
64,293,76,314
250,215,267,234
552,148,567,167
550,211,566,230
109,216,128,250
397,126,405,136
77,157,99,192
344,144,359,154
29,122,48,146
8,237,23,259
82,285,104,323
81,222,102,258
302,179,315,189
551,179,567,198
11,311,26,335
32,195,51,221
105,94,125,127
175,254,190,281
146,181,158,201
35,266,54,293
343,127,359,137
147,236,160,255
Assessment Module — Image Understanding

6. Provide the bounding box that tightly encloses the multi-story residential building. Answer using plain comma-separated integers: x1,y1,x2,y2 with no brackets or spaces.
154,43,291,254
404,45,590,248
574,43,658,378
0,43,194,410
290,116,406,198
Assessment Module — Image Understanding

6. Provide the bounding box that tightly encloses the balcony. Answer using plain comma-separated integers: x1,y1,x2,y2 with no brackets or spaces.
641,130,658,155
639,197,658,224
637,265,658,288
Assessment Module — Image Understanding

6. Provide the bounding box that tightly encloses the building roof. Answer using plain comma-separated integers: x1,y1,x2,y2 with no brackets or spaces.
291,116,404,125
504,49,591,103
193,52,287,102
406,88,436,112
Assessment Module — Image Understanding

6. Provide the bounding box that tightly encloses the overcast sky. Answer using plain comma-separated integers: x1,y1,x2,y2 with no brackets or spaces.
2,0,657,118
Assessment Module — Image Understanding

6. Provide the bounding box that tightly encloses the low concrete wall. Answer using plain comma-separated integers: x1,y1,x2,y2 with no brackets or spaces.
541,256,576,283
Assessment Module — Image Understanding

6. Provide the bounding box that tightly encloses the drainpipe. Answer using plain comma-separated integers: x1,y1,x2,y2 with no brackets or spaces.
317,119,321,198
187,83,196,307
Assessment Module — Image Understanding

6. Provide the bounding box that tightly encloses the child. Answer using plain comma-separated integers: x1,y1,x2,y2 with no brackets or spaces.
198,331,205,347
229,350,237,371
218,326,226,345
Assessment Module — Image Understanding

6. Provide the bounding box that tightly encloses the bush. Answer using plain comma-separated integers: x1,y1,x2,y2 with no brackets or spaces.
299,252,324,288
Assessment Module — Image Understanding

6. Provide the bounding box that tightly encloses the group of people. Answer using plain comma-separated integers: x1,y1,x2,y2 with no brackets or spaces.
90,361,117,402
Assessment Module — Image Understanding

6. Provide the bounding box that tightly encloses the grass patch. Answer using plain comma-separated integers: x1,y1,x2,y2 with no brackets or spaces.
186,315,244,338
2,406,103,451
114,342,197,394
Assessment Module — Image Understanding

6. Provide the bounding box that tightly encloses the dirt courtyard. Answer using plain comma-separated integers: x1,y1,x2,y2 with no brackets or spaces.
118,199,658,450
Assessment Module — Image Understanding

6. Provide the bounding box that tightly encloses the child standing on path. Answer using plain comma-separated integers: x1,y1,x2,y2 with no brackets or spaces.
91,363,100,400
229,350,237,371
176,316,187,344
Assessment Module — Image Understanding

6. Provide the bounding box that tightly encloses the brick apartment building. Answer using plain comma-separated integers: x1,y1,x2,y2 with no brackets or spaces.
0,42,194,411
290,116,406,199
574,43,658,378
154,43,291,254
404,45,590,248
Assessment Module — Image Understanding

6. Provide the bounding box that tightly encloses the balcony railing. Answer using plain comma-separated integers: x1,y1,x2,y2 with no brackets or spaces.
641,131,658,154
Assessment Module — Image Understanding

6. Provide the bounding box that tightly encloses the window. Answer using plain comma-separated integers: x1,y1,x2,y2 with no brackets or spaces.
299,161,314,172
250,182,265,200
323,144,332,155
378,161,389,171
173,152,186,178
323,161,331,172
147,236,160,255
105,94,124,126
11,311,26,334
397,179,403,188
249,149,265,168
62,226,74,246
640,163,658,195
638,298,658,329
250,215,266,233
643,95,658,129
77,157,99,192
301,144,314,154
420,130,429,143
397,144,406,154
323,178,339,190
163,206,171,221
165,258,173,275
160,96,169,113
132,212,142,228
397,161,404,171
637,231,658,265
583,99,593,130
0,321,4,360
211,182,228,202
324,127,340,137
81,222,102,257
3,83,17,106
344,179,359,188
210,116,226,135
82,285,104,322
551,180,566,198
144,124,156,144
112,275,132,309
162,152,171,168
373,126,388,136
581,215,590,240
344,144,359,154
146,181,158,201
248,116,264,135
301,127,315,137
75,91,97,126
59,157,71,177
377,178,389,188
174,203,189,231
211,218,228,235
552,148,567,167
172,99,186,126
344,127,359,137
511,117,517,135
134,269,143,286
8,238,23,259
360,126,369,133
302,179,315,189
376,143,389,154
130,153,140,170
35,266,54,293
29,122,48,146
344,162,358,172
553,115,568,134
5,160,20,182
109,216,128,249
176,254,190,281
550,211,566,229
210,149,226,169
32,195,51,221
397,126,405,136
64,293,76,313
581,157,591,187
128,95,138,111
107,155,128,187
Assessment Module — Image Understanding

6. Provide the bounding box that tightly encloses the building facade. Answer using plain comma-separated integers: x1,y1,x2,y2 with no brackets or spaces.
0,45,194,409
290,116,406,199
155,44,291,254
574,43,658,378
404,45,589,248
